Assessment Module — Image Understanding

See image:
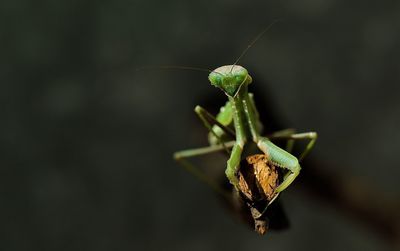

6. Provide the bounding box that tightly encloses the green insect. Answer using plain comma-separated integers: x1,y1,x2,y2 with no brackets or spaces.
173,26,317,211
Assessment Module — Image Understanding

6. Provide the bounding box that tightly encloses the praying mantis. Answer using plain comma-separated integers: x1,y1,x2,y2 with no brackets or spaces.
172,25,318,214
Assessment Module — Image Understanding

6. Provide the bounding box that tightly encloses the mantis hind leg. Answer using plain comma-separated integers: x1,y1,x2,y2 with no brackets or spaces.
174,142,235,197
267,128,296,153
267,131,318,162
173,105,236,195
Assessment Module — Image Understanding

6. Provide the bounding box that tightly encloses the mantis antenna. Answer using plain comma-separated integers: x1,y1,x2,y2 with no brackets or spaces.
230,19,282,73
136,65,225,77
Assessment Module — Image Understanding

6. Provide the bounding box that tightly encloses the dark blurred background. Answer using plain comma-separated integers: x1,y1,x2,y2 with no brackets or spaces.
2,0,400,250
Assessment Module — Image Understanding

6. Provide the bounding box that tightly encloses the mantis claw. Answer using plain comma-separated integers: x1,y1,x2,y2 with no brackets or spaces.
268,192,280,206
254,193,280,220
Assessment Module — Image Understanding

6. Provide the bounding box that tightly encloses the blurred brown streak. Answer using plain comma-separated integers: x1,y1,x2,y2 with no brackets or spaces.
300,159,400,246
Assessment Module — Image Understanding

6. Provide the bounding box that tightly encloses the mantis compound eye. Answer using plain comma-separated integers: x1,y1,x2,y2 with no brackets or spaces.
235,75,245,84
208,72,223,87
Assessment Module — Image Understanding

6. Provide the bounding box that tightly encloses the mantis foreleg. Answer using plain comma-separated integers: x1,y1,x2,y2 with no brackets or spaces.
256,130,317,203
225,143,243,188
257,138,301,193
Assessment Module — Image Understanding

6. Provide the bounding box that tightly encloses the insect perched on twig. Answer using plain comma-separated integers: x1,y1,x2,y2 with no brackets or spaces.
173,23,317,234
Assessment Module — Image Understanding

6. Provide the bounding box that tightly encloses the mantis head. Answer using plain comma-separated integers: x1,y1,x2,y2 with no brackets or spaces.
208,65,253,97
